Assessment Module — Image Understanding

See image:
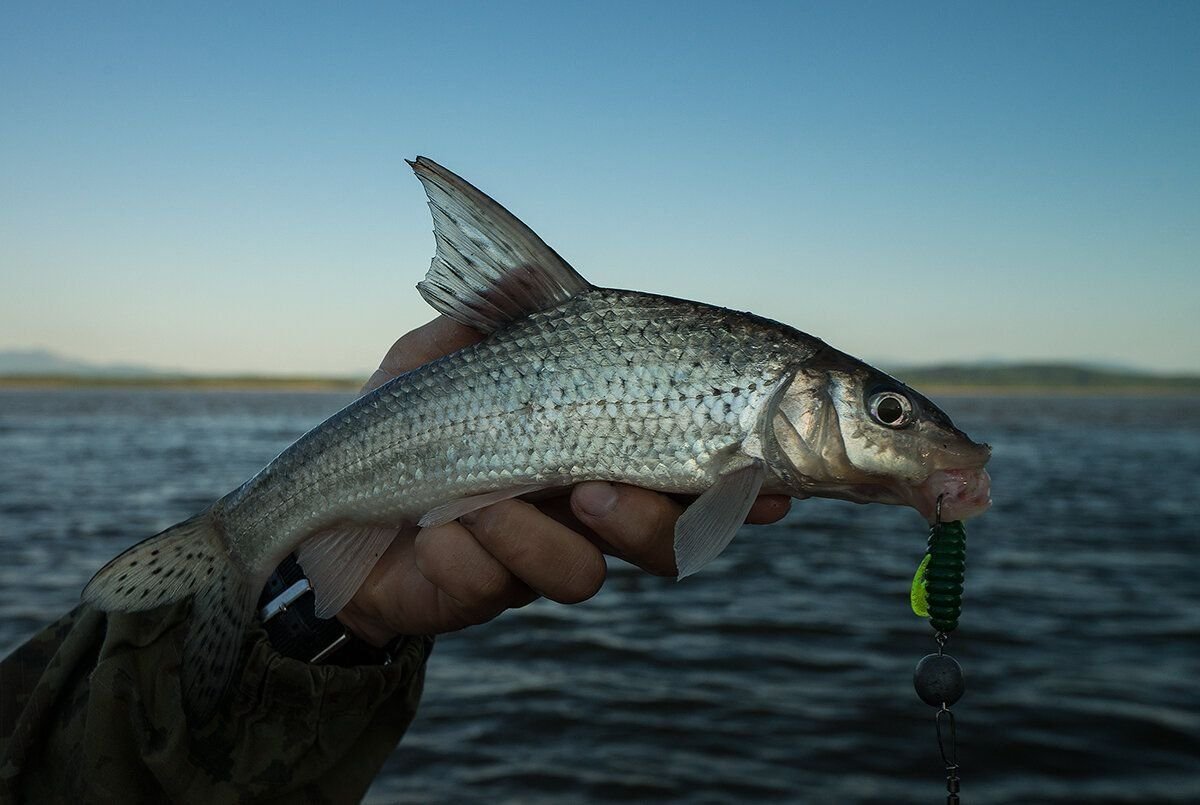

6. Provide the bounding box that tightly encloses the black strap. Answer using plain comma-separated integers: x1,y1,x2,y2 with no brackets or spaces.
258,554,397,666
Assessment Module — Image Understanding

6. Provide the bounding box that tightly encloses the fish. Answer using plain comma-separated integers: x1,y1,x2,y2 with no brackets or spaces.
82,157,992,720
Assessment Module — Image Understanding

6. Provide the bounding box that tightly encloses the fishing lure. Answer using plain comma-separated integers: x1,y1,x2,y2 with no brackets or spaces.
910,519,966,632
911,505,967,804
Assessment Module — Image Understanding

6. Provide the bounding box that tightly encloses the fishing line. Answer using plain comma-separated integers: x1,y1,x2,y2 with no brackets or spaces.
910,495,966,804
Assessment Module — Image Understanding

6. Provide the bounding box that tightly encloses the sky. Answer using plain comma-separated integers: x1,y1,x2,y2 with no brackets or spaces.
1,1,1197,376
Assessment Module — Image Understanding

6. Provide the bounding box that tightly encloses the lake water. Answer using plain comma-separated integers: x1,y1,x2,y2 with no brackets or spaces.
1,389,1197,803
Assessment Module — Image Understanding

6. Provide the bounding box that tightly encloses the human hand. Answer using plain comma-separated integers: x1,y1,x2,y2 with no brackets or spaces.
337,317,792,646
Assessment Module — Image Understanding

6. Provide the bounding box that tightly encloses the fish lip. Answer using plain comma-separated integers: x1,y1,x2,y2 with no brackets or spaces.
911,467,993,523
933,441,992,472
792,455,992,523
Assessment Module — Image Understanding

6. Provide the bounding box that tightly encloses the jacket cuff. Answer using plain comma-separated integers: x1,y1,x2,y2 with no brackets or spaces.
3,603,434,803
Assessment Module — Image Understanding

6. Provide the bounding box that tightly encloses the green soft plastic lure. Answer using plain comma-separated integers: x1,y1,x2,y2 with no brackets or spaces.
910,520,966,633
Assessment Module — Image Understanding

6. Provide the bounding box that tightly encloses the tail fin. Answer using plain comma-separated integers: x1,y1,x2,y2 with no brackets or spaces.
82,512,255,722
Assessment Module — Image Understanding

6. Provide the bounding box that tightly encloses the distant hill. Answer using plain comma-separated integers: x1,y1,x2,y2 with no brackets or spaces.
0,348,359,390
891,362,1200,392
1,350,1197,392
0,348,171,377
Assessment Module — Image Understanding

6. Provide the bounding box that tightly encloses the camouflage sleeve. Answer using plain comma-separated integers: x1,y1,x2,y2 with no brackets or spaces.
0,603,433,803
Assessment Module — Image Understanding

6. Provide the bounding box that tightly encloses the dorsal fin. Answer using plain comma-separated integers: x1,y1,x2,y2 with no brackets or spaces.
409,157,592,333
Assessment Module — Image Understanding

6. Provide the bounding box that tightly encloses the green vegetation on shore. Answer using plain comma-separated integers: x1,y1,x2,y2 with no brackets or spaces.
1,363,1197,394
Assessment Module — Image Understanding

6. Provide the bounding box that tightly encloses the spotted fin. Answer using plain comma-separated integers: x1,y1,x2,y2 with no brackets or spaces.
82,515,218,612
410,157,592,333
673,461,765,579
296,524,399,619
82,512,254,723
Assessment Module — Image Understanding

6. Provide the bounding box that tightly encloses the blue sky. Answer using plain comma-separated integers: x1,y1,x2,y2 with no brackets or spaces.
2,1,1197,375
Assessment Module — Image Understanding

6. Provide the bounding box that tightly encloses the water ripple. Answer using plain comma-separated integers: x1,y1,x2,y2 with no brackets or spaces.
1,390,1197,803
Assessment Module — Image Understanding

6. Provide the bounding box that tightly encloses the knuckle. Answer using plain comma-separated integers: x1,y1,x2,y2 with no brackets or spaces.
557,551,606,604
467,501,539,564
461,575,528,625
413,524,450,579
443,593,504,629
466,500,522,541
473,562,517,603
618,500,678,557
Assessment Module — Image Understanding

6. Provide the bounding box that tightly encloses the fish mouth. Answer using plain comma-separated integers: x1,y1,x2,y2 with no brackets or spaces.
910,467,992,524
813,441,992,524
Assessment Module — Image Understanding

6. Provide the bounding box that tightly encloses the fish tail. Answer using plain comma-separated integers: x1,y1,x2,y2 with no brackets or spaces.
82,511,255,722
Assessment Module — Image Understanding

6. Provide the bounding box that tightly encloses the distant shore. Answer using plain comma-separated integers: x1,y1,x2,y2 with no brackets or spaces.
893,365,1200,395
906,384,1200,396
0,375,362,391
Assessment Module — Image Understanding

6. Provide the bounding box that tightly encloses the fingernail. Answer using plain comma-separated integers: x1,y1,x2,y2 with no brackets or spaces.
575,482,619,517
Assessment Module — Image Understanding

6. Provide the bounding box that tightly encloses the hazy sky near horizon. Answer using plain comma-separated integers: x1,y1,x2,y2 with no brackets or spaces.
2,2,1197,375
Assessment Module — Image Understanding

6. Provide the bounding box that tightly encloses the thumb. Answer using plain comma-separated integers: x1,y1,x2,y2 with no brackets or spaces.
360,316,483,394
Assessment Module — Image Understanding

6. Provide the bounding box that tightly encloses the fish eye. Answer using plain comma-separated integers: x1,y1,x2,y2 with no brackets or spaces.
868,391,913,429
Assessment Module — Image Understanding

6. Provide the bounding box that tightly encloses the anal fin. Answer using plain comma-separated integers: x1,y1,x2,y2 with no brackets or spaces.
674,461,766,578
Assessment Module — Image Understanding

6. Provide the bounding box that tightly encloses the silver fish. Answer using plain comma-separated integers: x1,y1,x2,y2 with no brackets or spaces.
83,158,992,719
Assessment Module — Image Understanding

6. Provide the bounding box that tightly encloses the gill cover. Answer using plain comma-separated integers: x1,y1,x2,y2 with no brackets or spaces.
767,368,855,486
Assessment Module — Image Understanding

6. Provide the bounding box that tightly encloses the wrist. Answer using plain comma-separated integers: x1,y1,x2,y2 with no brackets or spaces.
335,601,400,649
258,554,398,664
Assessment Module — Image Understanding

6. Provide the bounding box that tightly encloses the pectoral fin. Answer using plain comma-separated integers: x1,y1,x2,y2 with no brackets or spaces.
674,461,766,579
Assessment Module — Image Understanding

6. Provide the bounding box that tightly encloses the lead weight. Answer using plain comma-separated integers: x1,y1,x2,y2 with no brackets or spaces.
914,653,965,707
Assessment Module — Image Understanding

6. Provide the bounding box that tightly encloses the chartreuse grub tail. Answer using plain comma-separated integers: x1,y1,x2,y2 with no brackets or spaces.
911,515,967,804
914,520,966,633
910,554,931,617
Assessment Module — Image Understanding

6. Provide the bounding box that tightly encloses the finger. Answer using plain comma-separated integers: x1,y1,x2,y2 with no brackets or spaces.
381,316,483,374
748,494,791,524
361,316,483,393
340,527,442,642
342,524,534,641
570,483,683,576
542,489,789,532
414,522,536,621
462,499,607,604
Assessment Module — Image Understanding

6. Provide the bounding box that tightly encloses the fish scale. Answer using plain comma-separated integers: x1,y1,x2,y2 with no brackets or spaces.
81,157,991,723
216,289,810,575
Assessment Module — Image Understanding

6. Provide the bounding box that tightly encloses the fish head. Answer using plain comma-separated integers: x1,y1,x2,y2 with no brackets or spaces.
768,357,991,523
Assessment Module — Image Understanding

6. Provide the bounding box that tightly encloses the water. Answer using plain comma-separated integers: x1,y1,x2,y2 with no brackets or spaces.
1,389,1198,803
